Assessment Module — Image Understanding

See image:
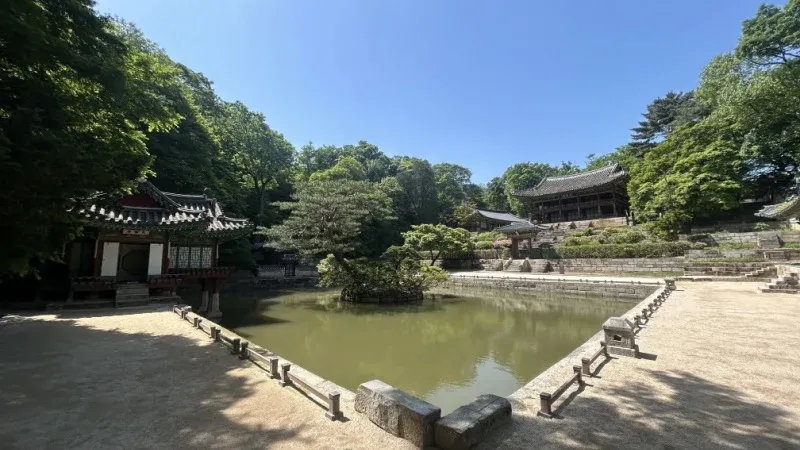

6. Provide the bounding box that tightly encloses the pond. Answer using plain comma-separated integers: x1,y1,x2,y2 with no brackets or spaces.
223,287,632,414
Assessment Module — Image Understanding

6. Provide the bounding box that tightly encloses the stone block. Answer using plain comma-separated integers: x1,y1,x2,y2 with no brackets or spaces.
603,317,639,358
434,394,511,450
355,380,441,447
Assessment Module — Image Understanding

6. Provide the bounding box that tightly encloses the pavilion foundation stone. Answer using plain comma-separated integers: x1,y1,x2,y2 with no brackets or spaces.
355,379,441,448
434,394,511,450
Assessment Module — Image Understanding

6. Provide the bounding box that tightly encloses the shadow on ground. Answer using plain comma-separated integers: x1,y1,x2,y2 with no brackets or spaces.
0,310,310,449
479,369,800,449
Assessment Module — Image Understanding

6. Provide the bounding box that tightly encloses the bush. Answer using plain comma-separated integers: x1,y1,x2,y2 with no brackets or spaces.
475,231,499,242
555,242,691,258
752,222,771,232
318,246,448,302
607,230,647,245
783,242,800,248
688,233,710,242
562,236,598,246
717,242,758,250
475,240,494,250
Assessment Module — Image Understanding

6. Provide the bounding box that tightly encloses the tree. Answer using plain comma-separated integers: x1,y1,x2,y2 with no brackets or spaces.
393,156,438,225
737,1,800,67
433,163,474,224
218,101,295,225
260,180,393,261
401,224,472,265
0,0,180,275
309,156,367,182
483,177,509,211
629,115,746,232
629,91,705,156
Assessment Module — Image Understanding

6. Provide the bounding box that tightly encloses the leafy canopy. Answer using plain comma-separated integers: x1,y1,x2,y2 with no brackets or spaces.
401,224,472,264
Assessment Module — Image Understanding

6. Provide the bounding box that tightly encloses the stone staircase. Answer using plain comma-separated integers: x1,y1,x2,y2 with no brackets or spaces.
744,265,777,279
115,283,150,306
503,259,531,272
760,273,800,294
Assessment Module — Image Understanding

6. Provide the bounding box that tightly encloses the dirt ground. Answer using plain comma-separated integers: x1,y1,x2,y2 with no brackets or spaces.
2,282,799,449
0,307,413,450
478,282,800,449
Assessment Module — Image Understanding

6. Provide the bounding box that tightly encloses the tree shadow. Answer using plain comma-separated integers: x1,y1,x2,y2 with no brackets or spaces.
479,369,800,449
0,311,314,449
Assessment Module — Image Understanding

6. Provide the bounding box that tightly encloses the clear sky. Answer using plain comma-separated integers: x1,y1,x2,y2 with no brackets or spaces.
95,0,778,183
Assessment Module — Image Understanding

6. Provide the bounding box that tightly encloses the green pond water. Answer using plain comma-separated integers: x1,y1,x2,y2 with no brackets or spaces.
223,288,632,414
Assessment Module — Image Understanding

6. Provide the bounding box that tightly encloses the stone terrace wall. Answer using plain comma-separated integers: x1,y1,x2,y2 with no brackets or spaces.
442,276,659,300
560,257,684,274
481,257,684,274
700,230,800,246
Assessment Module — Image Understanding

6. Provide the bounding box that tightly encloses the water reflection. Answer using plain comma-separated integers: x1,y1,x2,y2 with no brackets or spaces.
225,288,631,414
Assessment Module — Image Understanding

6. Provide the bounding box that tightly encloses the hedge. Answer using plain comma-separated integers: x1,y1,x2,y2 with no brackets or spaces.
555,242,692,259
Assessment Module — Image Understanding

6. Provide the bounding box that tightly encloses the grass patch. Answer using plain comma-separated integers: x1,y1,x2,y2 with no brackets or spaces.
782,242,800,248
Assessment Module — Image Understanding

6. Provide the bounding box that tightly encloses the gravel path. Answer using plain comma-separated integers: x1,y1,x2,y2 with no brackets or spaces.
478,282,800,449
2,282,798,449
0,306,413,450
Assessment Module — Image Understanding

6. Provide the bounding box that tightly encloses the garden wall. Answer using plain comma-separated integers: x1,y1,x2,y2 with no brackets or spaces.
559,257,684,274
442,275,659,300
697,230,800,246
479,257,684,274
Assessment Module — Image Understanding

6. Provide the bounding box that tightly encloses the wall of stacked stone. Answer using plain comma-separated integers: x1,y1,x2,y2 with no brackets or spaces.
441,277,659,300
477,257,684,274
700,230,800,245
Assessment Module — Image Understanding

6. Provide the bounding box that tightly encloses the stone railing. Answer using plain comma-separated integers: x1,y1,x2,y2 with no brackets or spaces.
147,274,182,290
170,305,343,421
539,365,584,418
168,267,234,279
580,341,608,376
537,279,674,419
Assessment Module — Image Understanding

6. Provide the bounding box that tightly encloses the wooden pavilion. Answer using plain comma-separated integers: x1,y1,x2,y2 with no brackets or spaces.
64,179,253,317
467,209,525,232
516,164,629,224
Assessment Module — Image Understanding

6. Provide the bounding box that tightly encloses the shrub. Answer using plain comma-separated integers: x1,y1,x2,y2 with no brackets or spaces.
475,231,499,242
752,222,771,232
475,240,494,250
562,236,598,246
501,248,511,259
318,246,448,301
783,242,800,248
555,242,691,258
688,233,710,242
717,242,758,250
607,230,647,245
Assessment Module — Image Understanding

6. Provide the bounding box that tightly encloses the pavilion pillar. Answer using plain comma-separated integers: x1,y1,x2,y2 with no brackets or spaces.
612,192,617,216
208,279,222,318
597,194,601,217
510,238,519,259
199,278,209,313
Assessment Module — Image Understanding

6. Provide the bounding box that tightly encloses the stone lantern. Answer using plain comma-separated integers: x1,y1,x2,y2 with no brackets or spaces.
602,317,639,358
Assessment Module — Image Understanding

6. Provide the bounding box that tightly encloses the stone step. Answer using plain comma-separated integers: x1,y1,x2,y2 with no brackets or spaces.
759,287,800,294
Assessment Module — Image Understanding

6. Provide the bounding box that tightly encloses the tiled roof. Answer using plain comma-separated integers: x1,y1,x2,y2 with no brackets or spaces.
756,196,800,220
515,164,626,199
475,209,524,223
495,220,549,234
77,180,253,238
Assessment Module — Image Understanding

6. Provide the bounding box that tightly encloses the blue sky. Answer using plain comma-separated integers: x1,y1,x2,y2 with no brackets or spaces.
95,0,777,183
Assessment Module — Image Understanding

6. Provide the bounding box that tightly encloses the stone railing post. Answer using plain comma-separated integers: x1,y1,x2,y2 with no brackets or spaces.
231,338,241,355
239,341,249,359
326,392,342,421
539,392,553,417
280,363,292,387
268,356,279,379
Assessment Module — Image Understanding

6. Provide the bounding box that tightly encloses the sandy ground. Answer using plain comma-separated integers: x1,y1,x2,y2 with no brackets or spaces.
0,307,414,450
2,282,799,449
478,282,800,449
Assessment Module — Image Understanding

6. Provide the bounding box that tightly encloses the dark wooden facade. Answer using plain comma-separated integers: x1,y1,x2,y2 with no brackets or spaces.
515,164,629,224
61,179,252,316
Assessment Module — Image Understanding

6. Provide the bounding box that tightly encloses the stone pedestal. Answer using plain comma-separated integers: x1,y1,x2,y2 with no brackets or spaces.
355,380,441,447
208,292,221,318
665,278,676,291
603,317,639,358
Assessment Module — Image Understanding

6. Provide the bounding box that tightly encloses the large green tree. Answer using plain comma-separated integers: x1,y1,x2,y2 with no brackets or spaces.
0,0,181,275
